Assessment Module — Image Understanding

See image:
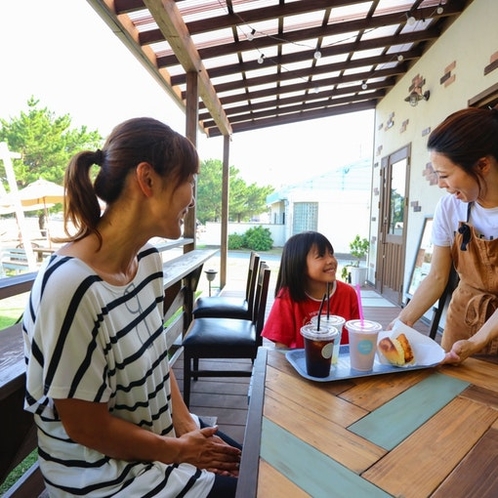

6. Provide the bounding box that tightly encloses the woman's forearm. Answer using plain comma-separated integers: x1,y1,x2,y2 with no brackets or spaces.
55,398,184,463
55,397,240,471
398,245,452,327
398,273,447,326
169,369,198,436
468,307,498,351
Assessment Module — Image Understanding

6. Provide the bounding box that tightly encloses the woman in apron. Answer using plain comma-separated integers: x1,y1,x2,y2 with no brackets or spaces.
393,105,498,364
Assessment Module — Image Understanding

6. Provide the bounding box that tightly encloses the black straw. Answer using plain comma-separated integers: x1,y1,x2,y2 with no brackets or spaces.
326,282,330,319
317,293,327,331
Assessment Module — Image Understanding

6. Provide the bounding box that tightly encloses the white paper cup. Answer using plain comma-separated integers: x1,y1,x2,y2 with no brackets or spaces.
346,319,382,371
310,315,345,365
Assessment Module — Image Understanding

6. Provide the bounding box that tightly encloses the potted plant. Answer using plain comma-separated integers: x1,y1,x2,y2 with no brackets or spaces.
341,235,370,286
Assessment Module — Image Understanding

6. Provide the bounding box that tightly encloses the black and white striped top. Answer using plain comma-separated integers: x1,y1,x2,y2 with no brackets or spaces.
23,244,214,497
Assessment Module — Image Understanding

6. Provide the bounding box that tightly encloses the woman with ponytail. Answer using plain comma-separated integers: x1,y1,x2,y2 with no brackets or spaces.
390,106,498,364
23,118,241,497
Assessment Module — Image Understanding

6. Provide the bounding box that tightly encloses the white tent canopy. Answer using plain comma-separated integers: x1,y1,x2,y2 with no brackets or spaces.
0,178,64,215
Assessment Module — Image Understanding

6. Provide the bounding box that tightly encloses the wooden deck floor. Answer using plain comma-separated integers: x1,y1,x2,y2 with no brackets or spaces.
173,286,435,444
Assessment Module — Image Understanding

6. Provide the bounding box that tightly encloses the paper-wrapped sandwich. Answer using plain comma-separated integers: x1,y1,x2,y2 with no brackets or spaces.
378,333,415,366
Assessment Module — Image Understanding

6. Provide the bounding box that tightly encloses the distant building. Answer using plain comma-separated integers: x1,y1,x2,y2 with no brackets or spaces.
266,157,372,253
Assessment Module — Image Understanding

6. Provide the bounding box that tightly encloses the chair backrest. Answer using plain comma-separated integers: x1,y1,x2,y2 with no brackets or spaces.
253,261,271,346
245,251,261,309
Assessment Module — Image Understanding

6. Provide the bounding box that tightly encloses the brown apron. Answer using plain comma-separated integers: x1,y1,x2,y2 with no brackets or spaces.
444,202,498,354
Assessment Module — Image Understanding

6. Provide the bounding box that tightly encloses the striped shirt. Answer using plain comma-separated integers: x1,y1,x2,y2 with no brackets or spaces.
23,244,214,497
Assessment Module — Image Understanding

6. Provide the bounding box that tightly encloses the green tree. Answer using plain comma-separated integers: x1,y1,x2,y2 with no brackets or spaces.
0,97,102,188
196,159,224,222
231,182,273,223
197,158,274,223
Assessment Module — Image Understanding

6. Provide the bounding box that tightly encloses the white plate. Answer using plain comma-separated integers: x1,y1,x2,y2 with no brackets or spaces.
377,320,445,367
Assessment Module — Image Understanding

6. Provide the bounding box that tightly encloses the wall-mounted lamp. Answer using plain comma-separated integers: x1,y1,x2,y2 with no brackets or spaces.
405,88,430,107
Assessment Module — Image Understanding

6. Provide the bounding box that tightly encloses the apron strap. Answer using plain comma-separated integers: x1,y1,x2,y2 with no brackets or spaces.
458,202,474,251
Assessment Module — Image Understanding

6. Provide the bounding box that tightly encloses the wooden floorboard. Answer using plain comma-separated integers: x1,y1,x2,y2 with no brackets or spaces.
175,285,438,446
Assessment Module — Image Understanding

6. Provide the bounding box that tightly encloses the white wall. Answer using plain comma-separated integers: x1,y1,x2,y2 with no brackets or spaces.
371,0,498,295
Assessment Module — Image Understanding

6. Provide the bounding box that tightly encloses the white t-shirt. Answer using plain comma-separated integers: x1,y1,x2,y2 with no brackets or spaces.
432,194,498,247
23,244,214,497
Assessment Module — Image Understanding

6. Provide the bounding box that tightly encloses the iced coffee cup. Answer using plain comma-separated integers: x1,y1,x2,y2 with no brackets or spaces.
346,319,382,371
300,324,339,378
310,315,345,365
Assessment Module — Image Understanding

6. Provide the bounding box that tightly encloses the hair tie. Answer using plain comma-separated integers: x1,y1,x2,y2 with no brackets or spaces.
94,149,104,166
488,105,498,119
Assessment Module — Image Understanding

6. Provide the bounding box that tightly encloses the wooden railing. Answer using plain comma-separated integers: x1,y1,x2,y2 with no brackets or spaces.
0,239,218,497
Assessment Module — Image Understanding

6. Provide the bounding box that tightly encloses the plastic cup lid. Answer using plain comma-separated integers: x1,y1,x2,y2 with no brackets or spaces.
300,324,339,340
345,319,382,333
310,315,346,326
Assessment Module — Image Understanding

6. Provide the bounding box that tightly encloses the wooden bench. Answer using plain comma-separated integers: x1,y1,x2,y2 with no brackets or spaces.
1,249,29,273
0,245,218,497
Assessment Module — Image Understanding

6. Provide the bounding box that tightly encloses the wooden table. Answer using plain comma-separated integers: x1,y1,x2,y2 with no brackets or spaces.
236,347,498,498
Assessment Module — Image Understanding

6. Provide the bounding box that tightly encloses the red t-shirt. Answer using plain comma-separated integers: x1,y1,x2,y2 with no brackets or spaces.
261,281,360,348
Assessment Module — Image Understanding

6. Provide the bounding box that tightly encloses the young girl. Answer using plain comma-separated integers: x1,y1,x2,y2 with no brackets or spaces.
261,231,360,348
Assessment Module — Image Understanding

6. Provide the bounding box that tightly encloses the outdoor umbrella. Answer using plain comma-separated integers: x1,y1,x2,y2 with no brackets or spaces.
0,178,64,212
0,178,65,245
15,178,65,208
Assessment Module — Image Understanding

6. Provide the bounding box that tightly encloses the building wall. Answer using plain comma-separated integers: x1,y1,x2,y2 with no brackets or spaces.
266,158,372,251
371,0,498,298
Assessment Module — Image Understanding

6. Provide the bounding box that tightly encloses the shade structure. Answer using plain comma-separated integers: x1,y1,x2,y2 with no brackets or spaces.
0,178,64,214
16,178,64,208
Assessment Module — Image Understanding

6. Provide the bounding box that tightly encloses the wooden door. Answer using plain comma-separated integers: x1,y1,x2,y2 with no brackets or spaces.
376,145,410,305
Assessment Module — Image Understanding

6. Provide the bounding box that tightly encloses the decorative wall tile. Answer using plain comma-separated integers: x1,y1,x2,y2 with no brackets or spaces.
484,51,498,75
440,60,456,87
423,162,438,186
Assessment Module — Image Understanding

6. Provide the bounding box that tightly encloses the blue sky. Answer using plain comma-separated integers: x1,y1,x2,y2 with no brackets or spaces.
0,0,374,187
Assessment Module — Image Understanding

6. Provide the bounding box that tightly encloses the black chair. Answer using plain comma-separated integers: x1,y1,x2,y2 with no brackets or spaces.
182,261,271,407
192,251,260,320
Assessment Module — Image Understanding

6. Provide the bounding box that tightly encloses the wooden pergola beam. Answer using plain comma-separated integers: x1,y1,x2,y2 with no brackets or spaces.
142,0,232,138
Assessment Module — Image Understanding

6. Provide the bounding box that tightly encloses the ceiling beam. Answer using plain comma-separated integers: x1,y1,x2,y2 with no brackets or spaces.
201,90,385,130
172,47,422,87
148,5,461,66
142,0,232,137
86,0,185,110
202,65,406,102
207,101,376,137
199,81,390,121
203,76,397,109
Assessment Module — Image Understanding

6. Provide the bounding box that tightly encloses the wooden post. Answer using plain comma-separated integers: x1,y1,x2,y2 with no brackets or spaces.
220,135,230,288
184,71,198,252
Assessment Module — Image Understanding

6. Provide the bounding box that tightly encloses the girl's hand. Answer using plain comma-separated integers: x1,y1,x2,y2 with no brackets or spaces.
176,426,241,473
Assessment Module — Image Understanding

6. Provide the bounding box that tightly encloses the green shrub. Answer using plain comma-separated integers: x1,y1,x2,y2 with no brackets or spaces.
243,226,273,251
228,227,274,251
228,233,245,250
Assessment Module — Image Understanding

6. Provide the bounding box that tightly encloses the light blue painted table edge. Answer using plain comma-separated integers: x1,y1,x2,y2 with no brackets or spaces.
348,371,470,450
261,418,391,498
